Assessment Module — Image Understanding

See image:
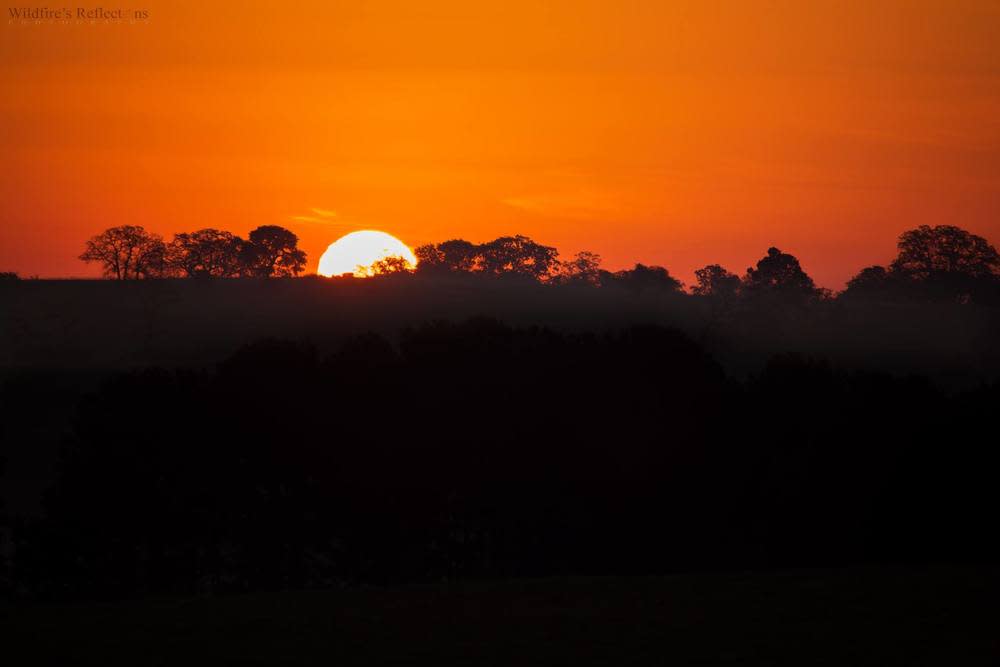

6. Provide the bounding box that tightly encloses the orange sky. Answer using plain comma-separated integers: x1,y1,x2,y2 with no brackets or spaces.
2,0,999,287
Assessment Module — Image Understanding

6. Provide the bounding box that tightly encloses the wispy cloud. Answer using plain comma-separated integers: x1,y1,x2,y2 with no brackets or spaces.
290,207,343,225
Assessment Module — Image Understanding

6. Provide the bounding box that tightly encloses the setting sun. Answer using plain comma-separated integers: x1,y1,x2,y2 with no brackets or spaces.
317,230,418,277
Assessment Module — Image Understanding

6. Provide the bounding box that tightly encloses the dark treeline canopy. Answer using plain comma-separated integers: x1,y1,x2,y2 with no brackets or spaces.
79,225,306,279
74,223,1000,304
415,235,560,280
415,236,684,290
692,264,741,299
842,225,1000,304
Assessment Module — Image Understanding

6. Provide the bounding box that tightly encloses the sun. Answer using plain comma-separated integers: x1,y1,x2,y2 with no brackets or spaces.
317,230,418,277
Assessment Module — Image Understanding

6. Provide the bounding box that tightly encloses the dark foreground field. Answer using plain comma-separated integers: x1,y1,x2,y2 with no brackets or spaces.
3,567,998,666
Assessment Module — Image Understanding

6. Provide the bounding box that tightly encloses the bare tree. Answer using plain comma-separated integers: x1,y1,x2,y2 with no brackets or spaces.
79,226,168,280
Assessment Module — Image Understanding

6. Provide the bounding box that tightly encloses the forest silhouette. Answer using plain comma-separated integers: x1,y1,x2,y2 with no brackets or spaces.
1,223,1000,598
65,223,1000,307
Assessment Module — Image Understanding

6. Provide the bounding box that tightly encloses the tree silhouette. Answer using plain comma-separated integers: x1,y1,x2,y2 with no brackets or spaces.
240,226,307,277
891,225,999,280
742,247,820,301
844,226,1000,303
478,236,559,279
79,226,169,280
415,239,480,273
601,263,684,293
364,255,414,276
842,265,894,300
66,222,1000,307
414,236,560,280
555,251,602,285
169,229,244,278
692,264,741,299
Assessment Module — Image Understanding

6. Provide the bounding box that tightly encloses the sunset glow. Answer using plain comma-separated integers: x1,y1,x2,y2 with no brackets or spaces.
2,2,999,288
317,231,417,277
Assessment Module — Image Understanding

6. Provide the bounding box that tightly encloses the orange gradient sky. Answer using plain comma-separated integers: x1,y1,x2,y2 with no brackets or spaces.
2,0,999,287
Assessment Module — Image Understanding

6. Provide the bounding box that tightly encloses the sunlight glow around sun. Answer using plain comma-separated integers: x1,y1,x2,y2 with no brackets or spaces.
317,230,418,277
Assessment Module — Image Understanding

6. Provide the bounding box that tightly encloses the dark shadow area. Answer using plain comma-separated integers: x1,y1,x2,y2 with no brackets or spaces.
3,567,998,666
2,320,998,599
2,224,999,662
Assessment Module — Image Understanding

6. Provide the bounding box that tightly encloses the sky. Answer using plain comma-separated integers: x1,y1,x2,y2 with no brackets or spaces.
2,0,999,288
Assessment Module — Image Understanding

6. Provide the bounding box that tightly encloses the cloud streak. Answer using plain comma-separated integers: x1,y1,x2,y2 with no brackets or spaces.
290,207,343,225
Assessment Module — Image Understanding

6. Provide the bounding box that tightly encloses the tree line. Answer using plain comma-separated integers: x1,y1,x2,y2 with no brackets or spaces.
412,226,1000,305
78,225,307,279
10,222,989,305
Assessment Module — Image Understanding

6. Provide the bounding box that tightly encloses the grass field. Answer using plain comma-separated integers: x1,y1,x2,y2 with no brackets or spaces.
3,567,998,666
